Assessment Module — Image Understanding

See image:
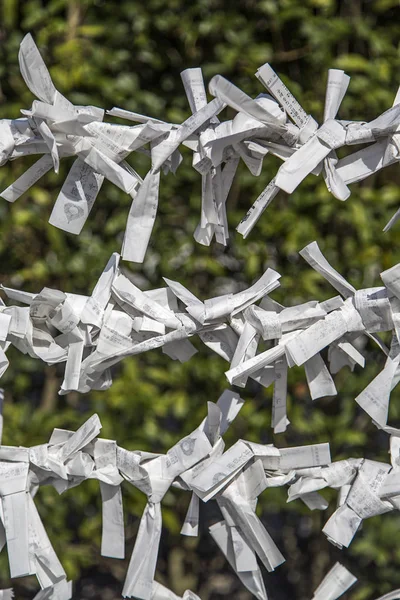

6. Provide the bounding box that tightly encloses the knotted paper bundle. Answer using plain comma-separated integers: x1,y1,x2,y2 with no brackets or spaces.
0,34,224,264
0,251,283,394
1,241,400,435
3,392,400,600
224,239,400,435
286,434,400,552
0,392,329,600
2,35,400,263
0,393,250,597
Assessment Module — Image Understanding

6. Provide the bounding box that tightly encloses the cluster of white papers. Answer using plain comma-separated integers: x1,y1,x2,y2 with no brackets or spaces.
0,250,282,395
3,394,400,599
3,31,400,600
0,393,349,599
1,241,400,434
2,35,400,264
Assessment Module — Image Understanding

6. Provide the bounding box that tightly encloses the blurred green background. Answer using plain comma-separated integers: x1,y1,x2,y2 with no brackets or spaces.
0,0,400,598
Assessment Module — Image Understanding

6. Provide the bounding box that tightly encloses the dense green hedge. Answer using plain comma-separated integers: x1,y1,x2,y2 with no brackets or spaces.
1,1,400,598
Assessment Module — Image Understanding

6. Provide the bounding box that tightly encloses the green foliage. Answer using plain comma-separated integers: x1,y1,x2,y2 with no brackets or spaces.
0,1,400,598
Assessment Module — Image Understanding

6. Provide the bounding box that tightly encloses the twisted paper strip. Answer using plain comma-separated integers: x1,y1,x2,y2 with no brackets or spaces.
2,35,400,263
4,396,400,599
1,241,400,434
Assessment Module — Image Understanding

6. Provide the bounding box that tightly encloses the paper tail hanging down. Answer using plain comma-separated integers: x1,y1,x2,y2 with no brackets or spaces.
2,35,400,264
0,241,400,434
